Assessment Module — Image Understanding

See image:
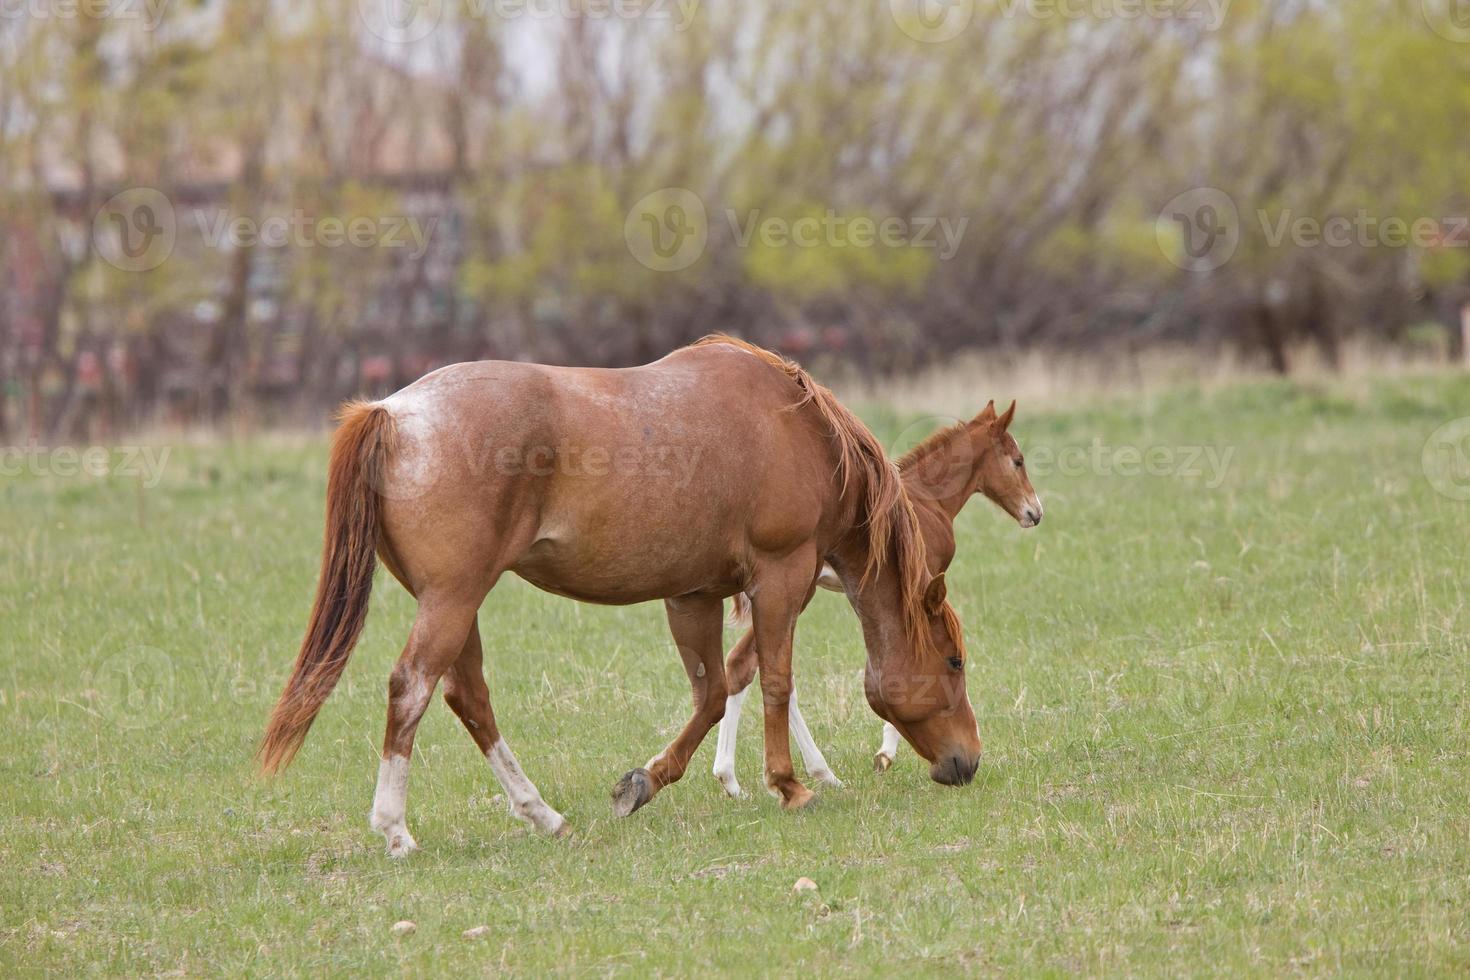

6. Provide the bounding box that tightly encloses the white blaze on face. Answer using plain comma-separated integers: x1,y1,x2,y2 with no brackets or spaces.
486,738,566,836
370,754,417,857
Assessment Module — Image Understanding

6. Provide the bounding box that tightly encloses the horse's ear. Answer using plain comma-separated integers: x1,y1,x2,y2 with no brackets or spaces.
996,399,1016,432
923,573,948,615
975,400,997,424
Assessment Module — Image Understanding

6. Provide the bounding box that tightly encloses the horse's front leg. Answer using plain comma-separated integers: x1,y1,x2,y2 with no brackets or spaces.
749,553,821,810
611,595,728,817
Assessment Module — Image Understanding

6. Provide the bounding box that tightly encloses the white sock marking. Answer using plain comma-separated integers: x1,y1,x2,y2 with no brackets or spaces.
487,738,566,835
875,722,902,768
713,687,747,797
370,754,417,857
788,689,842,787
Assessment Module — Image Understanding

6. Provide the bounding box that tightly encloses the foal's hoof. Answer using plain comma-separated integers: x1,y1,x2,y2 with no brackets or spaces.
873,751,894,773
811,769,844,789
611,768,654,817
385,830,419,858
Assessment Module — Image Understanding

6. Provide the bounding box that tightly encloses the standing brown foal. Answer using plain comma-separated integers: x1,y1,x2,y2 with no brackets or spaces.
712,400,1042,796
259,337,982,855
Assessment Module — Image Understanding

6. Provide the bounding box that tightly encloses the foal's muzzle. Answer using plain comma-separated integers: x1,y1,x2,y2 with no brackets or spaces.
929,750,980,786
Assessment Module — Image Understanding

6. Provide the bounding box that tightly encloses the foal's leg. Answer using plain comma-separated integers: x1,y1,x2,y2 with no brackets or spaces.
370,595,480,856
873,722,903,772
750,554,820,810
442,618,568,836
611,595,727,817
712,630,758,798
714,628,842,796
788,690,842,788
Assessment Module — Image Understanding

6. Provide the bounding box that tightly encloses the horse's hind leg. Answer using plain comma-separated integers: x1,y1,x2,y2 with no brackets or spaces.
442,618,567,836
369,594,480,857
612,595,727,817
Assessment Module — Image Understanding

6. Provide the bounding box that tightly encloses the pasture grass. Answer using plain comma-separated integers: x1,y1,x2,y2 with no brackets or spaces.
2,373,1469,975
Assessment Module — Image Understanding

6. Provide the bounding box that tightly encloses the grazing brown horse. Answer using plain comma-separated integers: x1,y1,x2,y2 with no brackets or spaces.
259,336,980,855
711,401,1042,796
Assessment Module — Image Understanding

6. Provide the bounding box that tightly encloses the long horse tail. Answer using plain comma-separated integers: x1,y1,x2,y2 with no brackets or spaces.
258,400,396,774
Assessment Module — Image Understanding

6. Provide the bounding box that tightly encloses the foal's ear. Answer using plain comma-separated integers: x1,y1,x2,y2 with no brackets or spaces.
975,400,997,424
995,399,1016,432
923,573,948,615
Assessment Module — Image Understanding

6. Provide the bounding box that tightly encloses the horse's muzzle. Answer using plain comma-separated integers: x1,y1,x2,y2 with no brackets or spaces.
929,751,979,786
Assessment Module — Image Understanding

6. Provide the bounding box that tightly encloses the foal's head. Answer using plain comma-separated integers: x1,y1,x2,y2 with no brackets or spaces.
902,400,1043,528
973,400,1042,528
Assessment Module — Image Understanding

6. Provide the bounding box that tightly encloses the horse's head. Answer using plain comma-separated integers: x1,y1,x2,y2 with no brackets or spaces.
863,572,983,786
972,400,1042,528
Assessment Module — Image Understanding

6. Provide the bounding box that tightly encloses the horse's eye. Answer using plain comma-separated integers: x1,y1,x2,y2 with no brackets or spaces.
1014,457,1023,468
947,656,964,671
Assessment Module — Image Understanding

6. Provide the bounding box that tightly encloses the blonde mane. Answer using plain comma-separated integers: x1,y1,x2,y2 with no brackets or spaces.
691,335,961,660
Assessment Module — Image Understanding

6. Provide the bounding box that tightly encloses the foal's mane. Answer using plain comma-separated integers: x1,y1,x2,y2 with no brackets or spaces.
691,334,960,660
897,419,974,474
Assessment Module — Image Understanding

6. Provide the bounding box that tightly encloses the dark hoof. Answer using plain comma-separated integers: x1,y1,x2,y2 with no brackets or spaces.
611,767,654,817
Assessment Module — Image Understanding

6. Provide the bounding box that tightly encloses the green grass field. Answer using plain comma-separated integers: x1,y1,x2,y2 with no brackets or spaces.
4,375,1469,975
